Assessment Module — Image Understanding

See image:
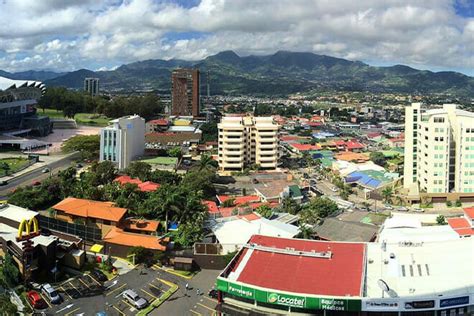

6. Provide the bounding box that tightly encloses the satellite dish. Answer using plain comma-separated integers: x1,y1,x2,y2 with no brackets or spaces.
378,279,390,292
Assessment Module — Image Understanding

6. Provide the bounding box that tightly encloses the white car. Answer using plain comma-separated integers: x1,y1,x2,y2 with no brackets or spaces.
123,289,148,309
41,283,62,304
412,208,424,213
330,186,338,192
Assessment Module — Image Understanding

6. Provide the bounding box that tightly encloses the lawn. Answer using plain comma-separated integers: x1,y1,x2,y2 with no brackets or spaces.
38,108,66,119
0,157,30,177
360,212,390,225
74,113,110,127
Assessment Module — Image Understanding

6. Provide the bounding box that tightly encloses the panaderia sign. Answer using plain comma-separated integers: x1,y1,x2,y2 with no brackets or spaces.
217,278,361,311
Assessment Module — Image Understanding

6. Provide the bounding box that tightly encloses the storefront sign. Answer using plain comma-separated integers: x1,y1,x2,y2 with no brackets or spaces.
364,300,399,311
227,283,255,299
405,300,435,309
320,298,346,311
439,296,469,308
267,292,305,308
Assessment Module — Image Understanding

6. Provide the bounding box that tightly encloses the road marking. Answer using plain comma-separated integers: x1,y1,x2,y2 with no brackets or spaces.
148,283,161,292
113,305,126,316
78,277,91,289
197,302,215,313
122,299,135,309
39,292,52,308
59,286,73,300
140,288,157,300
86,274,101,285
69,281,82,295
106,283,125,296
190,310,202,315
204,296,218,303
151,264,160,270
64,307,80,316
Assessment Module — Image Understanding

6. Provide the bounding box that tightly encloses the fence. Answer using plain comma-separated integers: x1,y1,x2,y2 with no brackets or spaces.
38,215,102,242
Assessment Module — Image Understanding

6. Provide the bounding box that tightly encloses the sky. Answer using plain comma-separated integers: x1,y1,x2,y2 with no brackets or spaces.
0,0,473,75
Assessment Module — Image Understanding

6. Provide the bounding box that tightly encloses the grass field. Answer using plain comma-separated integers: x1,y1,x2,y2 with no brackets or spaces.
37,109,110,126
0,157,30,177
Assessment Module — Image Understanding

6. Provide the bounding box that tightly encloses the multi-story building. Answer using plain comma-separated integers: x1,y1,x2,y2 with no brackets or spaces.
84,77,99,96
171,69,200,117
404,103,474,196
218,115,279,172
99,115,145,170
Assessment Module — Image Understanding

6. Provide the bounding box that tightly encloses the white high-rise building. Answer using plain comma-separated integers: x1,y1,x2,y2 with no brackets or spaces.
404,103,474,194
100,115,145,170
218,115,279,172
84,78,99,96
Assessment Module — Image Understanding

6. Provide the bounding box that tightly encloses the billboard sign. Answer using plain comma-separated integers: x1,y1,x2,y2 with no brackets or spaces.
439,296,469,308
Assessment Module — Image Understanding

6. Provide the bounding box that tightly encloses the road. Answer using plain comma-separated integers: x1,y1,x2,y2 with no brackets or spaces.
0,153,79,199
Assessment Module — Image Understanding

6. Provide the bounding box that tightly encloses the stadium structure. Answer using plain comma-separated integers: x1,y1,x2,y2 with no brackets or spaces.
0,76,52,150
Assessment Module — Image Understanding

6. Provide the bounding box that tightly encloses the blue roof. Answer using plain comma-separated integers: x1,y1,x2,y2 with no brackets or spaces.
345,171,382,189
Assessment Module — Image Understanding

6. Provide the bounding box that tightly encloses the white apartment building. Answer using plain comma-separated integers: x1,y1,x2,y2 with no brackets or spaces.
218,115,279,172
100,115,145,170
404,103,474,194
84,77,99,96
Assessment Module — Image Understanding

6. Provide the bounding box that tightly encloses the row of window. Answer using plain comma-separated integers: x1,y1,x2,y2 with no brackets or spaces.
434,154,444,159
435,127,445,133
465,154,474,159
464,162,474,167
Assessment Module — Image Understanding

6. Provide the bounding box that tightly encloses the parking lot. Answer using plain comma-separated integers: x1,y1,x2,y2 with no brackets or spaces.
29,266,220,316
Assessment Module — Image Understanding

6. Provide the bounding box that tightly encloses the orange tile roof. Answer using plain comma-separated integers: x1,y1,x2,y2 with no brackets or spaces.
53,197,127,222
123,218,160,232
463,207,474,219
217,195,261,206
334,152,369,162
104,227,166,251
203,200,219,213
290,143,321,151
237,213,261,221
115,175,141,185
447,217,474,236
114,176,160,192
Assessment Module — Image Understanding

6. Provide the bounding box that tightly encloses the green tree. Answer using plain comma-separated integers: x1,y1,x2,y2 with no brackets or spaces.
0,162,10,176
200,122,218,142
167,147,182,158
370,152,386,167
298,225,314,239
436,215,447,225
255,205,273,219
381,187,394,203
181,170,216,198
148,170,181,185
128,246,151,264
299,197,339,226
254,104,272,116
125,161,152,181
62,135,100,160
0,294,17,315
280,197,301,215
221,198,235,208
198,154,218,171
0,254,19,288
89,161,117,186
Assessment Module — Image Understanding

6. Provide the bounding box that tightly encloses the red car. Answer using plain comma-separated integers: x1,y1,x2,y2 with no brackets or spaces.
27,290,47,309
32,181,41,186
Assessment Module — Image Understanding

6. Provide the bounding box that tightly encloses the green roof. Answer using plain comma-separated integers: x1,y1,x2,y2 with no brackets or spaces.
320,157,334,167
140,157,178,165
288,185,303,198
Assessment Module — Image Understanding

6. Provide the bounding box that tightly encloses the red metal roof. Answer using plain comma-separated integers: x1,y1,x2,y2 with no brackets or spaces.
203,200,219,213
233,235,365,297
463,207,474,219
290,143,321,151
447,217,474,236
114,176,160,192
217,195,260,206
147,119,169,126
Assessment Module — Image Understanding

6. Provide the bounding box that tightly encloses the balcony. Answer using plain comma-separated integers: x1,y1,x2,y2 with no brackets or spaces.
257,131,277,137
221,143,245,149
224,156,244,162
259,162,277,168
223,137,244,143
258,143,277,149
257,149,277,156
222,131,244,137
258,156,277,162
220,161,244,168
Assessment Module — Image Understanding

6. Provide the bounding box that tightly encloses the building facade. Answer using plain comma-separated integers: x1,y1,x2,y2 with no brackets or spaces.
100,115,145,170
171,69,200,117
404,103,474,195
84,77,99,96
218,115,279,172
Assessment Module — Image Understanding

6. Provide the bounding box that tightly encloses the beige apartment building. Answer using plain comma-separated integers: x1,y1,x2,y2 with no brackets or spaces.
404,103,474,199
218,115,279,172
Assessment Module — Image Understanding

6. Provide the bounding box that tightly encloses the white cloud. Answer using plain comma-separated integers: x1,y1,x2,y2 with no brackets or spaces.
0,0,473,74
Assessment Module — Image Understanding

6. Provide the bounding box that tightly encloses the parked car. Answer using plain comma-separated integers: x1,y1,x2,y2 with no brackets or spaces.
32,181,41,186
383,204,394,210
123,289,148,309
92,269,108,282
330,186,338,192
27,290,47,309
42,168,50,173
41,283,62,304
413,208,425,213
396,206,408,212
208,288,218,299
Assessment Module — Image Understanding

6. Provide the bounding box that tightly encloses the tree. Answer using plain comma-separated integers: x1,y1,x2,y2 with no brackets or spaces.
89,161,117,186
200,122,218,142
381,187,394,203
280,197,300,215
181,170,216,198
0,294,17,315
0,254,19,288
221,198,235,208
167,147,182,158
298,225,314,239
299,197,339,226
62,135,100,160
128,246,151,264
125,161,152,181
255,205,273,219
254,104,272,116
198,155,218,171
0,162,10,176
436,215,447,225
369,152,386,167
148,170,181,185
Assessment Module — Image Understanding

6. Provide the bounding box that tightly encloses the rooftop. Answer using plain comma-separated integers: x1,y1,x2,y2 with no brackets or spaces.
52,197,127,222
0,204,37,222
140,157,179,165
114,175,160,192
224,235,366,297
103,227,166,251
123,218,160,232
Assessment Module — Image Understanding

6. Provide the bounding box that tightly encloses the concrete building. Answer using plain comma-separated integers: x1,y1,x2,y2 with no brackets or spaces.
171,69,200,117
218,115,279,172
100,115,145,170
404,103,474,197
84,77,99,96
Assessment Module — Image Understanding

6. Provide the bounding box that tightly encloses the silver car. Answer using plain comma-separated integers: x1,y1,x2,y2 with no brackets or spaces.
123,289,148,309
41,283,62,304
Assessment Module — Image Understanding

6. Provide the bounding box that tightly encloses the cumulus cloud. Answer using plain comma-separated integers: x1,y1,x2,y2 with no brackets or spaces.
0,0,473,74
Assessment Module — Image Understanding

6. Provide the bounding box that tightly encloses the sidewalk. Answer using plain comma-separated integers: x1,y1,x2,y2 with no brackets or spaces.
86,251,135,275
0,153,73,181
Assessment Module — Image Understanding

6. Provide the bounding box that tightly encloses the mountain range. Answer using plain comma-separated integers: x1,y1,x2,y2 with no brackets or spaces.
1,51,473,97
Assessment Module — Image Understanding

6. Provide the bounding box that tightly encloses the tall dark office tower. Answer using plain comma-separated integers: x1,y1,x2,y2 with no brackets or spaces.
84,77,99,96
171,68,200,117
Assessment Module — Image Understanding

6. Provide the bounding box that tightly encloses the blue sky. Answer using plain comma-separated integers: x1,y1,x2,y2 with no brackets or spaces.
0,0,473,76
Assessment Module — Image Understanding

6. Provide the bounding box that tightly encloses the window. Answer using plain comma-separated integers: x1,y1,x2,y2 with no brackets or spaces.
434,117,445,123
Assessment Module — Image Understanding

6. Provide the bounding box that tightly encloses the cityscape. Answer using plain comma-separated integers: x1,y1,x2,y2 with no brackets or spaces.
0,1,473,316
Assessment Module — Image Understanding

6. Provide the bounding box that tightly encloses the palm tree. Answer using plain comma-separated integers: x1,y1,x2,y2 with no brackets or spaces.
381,187,394,203
198,154,217,171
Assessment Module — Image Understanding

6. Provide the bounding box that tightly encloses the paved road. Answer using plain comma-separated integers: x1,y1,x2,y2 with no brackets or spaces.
0,153,79,199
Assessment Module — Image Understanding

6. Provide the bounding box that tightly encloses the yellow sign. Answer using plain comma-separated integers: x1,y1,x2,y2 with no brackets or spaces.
17,217,39,240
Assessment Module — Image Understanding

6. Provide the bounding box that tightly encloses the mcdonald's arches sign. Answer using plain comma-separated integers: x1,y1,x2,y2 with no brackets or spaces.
16,217,40,241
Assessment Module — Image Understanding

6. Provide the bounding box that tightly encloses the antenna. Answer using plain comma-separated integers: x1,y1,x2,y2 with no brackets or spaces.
377,279,390,298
